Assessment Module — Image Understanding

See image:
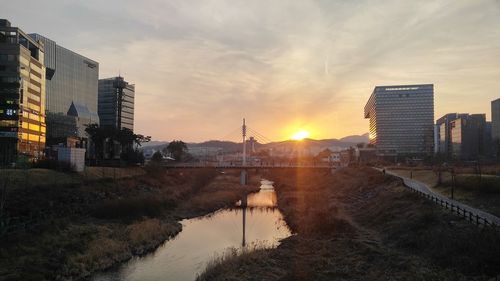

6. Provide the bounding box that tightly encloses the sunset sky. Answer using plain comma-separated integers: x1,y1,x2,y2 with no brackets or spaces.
3,0,500,142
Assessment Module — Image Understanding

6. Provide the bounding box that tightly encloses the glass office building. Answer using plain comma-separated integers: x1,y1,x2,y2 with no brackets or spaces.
28,33,99,143
98,76,135,131
0,19,46,164
364,84,434,158
435,113,468,157
449,114,487,160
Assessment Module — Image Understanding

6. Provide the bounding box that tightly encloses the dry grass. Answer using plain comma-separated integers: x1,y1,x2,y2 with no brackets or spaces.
198,167,500,281
0,166,146,192
0,168,244,280
126,218,180,251
179,171,259,216
198,245,282,281
388,168,446,187
390,168,500,217
91,195,177,220
83,237,129,268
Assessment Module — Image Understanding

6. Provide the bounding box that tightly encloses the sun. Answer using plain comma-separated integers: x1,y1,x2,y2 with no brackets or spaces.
291,130,310,141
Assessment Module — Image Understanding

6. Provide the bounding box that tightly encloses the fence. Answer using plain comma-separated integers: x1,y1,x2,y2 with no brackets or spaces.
403,182,500,231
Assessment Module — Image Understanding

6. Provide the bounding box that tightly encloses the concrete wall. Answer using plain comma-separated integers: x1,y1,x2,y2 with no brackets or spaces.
58,147,86,172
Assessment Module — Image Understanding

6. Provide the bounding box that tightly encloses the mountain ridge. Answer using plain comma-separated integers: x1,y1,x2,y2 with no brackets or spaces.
140,133,369,152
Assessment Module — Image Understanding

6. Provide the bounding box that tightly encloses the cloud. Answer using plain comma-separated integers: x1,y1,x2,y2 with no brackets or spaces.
2,0,500,141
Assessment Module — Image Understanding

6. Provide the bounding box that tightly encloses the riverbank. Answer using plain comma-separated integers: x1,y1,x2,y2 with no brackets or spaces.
0,168,258,281
198,167,500,280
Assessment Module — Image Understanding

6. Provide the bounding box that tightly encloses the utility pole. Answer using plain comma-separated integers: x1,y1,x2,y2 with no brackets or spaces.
240,118,248,185
242,197,247,247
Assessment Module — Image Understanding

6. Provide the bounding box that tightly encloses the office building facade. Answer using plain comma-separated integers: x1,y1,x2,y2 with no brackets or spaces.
492,98,500,141
449,114,487,160
437,113,490,160
364,84,434,158
98,76,135,131
435,113,468,157
0,20,46,164
28,33,99,144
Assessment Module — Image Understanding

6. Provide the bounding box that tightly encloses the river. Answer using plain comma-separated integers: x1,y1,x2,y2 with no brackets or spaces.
92,179,291,281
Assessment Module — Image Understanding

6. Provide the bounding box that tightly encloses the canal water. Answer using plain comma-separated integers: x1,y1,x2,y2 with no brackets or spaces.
92,179,291,281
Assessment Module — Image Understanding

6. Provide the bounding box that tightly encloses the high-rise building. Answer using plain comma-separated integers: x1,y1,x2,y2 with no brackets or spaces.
492,98,500,141
0,19,46,164
449,114,487,160
364,84,434,158
437,113,492,160
28,33,99,145
98,76,135,131
435,113,468,157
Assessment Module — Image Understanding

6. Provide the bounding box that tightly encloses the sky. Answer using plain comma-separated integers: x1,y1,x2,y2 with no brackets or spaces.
2,0,500,142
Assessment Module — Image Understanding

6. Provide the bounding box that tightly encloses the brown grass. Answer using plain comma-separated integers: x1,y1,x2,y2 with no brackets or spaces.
0,167,247,280
126,219,180,252
390,168,500,217
197,167,500,281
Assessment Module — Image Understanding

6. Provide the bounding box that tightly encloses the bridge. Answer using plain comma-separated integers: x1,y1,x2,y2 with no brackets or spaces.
161,163,335,169
160,118,337,183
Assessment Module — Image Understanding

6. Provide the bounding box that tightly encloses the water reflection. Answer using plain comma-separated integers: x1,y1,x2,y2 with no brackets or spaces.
93,179,290,281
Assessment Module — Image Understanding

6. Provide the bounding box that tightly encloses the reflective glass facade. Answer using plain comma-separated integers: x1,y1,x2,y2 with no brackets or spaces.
0,20,46,164
98,77,135,131
364,84,434,157
449,114,487,160
29,34,99,119
435,113,468,157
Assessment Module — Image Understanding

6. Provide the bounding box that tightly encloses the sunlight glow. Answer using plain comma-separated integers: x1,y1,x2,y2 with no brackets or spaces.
291,130,310,141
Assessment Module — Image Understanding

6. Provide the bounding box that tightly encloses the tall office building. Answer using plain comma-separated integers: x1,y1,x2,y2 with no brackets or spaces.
435,113,468,157
28,33,99,145
364,84,434,158
449,114,487,160
0,20,46,164
492,98,500,141
98,76,135,131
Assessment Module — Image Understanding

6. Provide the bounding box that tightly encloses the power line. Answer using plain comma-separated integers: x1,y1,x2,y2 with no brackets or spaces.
247,127,273,144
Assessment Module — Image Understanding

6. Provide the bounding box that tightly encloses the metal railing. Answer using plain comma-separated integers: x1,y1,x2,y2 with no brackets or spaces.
404,183,500,230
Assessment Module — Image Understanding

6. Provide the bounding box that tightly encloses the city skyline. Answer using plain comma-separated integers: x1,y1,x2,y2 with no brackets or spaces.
3,1,500,142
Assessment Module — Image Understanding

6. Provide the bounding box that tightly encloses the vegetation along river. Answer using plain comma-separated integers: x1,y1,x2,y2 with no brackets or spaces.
92,179,291,281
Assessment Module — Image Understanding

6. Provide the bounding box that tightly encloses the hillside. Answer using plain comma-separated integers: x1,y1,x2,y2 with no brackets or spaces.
141,133,369,154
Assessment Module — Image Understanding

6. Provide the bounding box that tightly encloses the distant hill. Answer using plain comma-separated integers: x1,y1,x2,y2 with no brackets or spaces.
141,141,168,147
189,140,243,152
339,133,369,144
141,133,369,153
263,136,367,149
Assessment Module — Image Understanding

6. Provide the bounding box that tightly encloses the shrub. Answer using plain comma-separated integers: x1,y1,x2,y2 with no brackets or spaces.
91,196,176,220
33,158,74,172
191,169,217,193
151,151,163,163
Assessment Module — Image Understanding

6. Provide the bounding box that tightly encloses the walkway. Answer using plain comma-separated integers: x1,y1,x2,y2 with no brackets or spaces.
379,168,500,227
